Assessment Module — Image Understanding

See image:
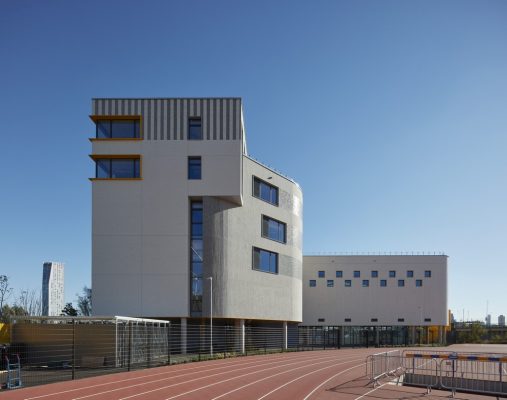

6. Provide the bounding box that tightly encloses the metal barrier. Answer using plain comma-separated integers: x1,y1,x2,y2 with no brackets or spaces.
366,350,403,386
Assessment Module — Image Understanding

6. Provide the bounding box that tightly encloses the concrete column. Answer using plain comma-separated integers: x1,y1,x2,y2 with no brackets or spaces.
181,317,187,355
426,327,430,345
283,321,288,350
375,328,380,347
438,326,443,345
410,326,416,345
235,319,245,354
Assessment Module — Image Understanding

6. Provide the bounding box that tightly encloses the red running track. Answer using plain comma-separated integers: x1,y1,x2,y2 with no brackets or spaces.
1,348,385,400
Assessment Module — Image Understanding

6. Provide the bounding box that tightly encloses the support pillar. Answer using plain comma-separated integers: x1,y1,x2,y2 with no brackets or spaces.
235,319,245,354
410,326,416,345
283,321,288,350
438,326,443,345
426,326,430,345
181,317,187,355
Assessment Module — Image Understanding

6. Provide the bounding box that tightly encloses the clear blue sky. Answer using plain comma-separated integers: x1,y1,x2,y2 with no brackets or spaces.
1,0,506,321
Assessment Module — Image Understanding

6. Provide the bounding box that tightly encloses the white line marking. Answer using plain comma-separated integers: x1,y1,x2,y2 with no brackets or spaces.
352,382,390,400
211,357,364,400
256,361,365,400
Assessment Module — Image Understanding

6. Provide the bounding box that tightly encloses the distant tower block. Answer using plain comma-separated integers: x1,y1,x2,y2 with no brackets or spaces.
499,315,505,327
42,262,65,316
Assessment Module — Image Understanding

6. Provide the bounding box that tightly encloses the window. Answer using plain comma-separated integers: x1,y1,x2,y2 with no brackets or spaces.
318,271,325,278
380,279,387,287
309,280,316,287
253,177,279,206
398,279,405,287
389,270,396,278
344,318,351,322
188,118,202,140
262,215,286,243
362,280,369,287
416,279,423,287
188,157,202,180
398,318,405,322
353,271,360,278
327,280,334,287
190,201,203,316
96,119,140,139
252,247,278,274
94,157,140,179
336,270,343,278
424,318,432,322
425,270,432,278
318,318,325,322
407,270,414,278
371,318,378,322
344,280,351,287
371,270,378,278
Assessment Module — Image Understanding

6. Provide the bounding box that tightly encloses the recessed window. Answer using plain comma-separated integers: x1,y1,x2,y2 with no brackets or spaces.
262,215,286,243
188,118,202,140
389,270,396,278
94,157,140,179
380,279,387,287
425,270,432,278
416,279,423,287
371,270,378,278
252,247,278,274
188,157,202,180
371,318,378,322
318,271,325,278
96,119,140,139
344,318,351,322
309,280,316,287
318,318,325,322
398,279,405,287
362,280,369,287
253,177,278,206
398,318,405,322
344,280,352,287
407,270,414,278
327,280,334,287
353,271,360,278
336,270,343,278
424,318,432,322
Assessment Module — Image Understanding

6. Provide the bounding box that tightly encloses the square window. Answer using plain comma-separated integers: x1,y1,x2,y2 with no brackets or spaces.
188,118,202,140
252,247,278,274
425,270,432,278
318,271,325,278
380,279,387,287
398,279,405,287
188,157,202,180
309,280,316,287
336,270,343,278
362,280,369,287
407,270,414,278
353,271,360,278
344,280,352,287
96,159,111,178
262,215,286,243
96,120,111,138
371,270,378,278
389,270,396,278
416,279,423,287
327,280,334,287
253,177,279,206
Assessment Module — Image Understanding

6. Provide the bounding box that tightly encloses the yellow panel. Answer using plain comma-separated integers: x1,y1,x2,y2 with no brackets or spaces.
0,323,10,343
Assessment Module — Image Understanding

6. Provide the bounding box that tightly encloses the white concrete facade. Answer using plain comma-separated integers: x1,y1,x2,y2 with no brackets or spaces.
90,98,303,322
42,262,65,316
303,255,448,327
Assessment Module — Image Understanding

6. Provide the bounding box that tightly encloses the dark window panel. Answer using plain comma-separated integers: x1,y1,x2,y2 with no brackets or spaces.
188,157,202,180
188,118,202,140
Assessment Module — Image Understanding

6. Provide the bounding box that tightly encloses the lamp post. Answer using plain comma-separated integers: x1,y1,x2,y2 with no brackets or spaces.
207,276,213,356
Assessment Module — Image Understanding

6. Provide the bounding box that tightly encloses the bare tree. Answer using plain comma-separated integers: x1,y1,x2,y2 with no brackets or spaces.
0,275,13,319
17,289,42,316
77,286,92,316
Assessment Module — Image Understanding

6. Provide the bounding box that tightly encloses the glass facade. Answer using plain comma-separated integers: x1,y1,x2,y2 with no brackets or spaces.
190,201,203,316
95,158,140,179
96,119,140,139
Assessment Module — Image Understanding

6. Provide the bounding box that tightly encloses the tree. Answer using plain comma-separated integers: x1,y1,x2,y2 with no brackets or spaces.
0,275,13,319
1,304,28,323
76,286,92,316
61,303,78,317
17,289,42,316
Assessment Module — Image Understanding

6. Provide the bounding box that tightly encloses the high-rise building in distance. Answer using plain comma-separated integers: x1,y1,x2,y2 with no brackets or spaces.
42,262,65,316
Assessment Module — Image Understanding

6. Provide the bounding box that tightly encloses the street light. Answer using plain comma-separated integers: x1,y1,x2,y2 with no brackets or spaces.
206,276,213,356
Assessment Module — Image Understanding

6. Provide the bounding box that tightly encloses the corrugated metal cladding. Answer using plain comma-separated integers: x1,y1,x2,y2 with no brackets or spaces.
92,98,243,141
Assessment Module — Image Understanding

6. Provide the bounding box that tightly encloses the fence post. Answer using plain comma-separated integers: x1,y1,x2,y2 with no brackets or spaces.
72,319,76,380
224,326,228,358
167,322,171,365
128,322,132,372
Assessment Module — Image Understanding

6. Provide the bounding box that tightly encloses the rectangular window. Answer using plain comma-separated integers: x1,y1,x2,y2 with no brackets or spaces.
188,157,202,180
262,215,286,243
362,280,369,287
253,177,279,206
336,270,343,278
318,318,325,322
398,318,405,322
407,270,414,278
190,201,203,316
371,270,378,278
327,280,334,287
380,279,387,287
344,280,352,287
425,270,432,278
389,270,396,278
94,157,140,179
353,271,360,278
252,247,278,274
371,318,378,322
318,271,325,278
416,279,423,287
344,318,351,322
424,318,432,322
309,280,316,287
95,119,140,139
398,279,405,287
188,118,202,140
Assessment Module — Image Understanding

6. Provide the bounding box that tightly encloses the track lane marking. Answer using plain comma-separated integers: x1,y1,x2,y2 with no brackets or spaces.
256,361,365,400
352,382,389,400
